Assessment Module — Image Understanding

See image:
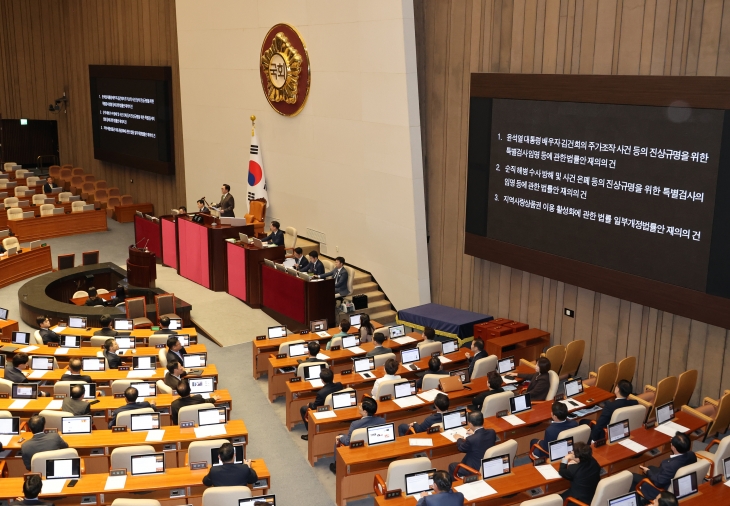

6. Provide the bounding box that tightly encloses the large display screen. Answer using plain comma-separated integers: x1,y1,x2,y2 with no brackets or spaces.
89,65,174,174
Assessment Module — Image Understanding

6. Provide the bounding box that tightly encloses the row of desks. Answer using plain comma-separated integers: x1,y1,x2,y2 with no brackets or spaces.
0,246,53,290
7,209,108,242
3,344,207,366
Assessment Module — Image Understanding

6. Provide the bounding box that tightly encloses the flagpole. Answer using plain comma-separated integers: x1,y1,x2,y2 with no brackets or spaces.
251,115,256,137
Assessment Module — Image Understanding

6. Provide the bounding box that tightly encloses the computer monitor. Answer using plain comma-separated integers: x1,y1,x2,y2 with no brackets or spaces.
672,472,698,499
168,318,182,330
0,354,4,369
12,383,37,399
341,336,359,349
608,420,631,444
116,336,136,349
133,356,156,370
130,453,165,476
349,313,362,327
548,436,574,462
389,325,406,339
0,307,8,320
310,319,328,333
481,454,511,479
130,412,160,432
61,416,92,435
607,492,639,506
498,356,516,374
366,423,395,446
510,393,532,414
332,391,357,410
130,381,157,398
45,458,81,479
239,233,249,243
303,364,326,381
288,343,307,358
353,356,375,373
442,339,459,355
442,408,468,431
68,316,87,329
0,417,20,434
60,335,80,348
183,353,207,368
267,326,287,339
82,357,105,371
297,271,310,280
723,456,730,481
71,383,97,399
177,334,191,347
656,402,675,426
114,319,134,331
189,377,215,394
239,495,275,506
449,368,469,384
11,331,30,345
394,380,417,399
404,469,436,496
198,407,227,426
211,443,244,465
564,378,583,398
401,348,420,365
31,357,54,370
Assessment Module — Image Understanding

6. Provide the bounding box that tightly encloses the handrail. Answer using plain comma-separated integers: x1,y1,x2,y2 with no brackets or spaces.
36,154,59,172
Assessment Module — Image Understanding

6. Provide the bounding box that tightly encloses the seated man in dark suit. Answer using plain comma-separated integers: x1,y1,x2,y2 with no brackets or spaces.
315,256,349,297
303,250,325,275
292,247,309,271
11,473,55,505
588,380,638,442
61,384,92,416
468,370,505,411
202,442,257,487
652,491,679,506
262,220,285,246
448,411,497,477
164,361,186,391
103,339,122,369
416,470,464,506
93,315,118,337
108,387,156,428
166,335,187,365
416,357,448,390
559,442,602,504
464,339,487,379
300,368,343,439
60,358,93,383
21,415,69,470
84,287,106,306
531,401,578,458
196,199,211,214
157,316,178,335
43,176,58,194
365,332,391,358
36,316,60,344
632,432,696,501
300,341,323,363
331,397,385,474
170,379,220,425
399,393,450,436
4,353,49,397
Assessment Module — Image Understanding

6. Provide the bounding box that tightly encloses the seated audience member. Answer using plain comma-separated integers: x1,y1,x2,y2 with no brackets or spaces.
37,316,60,344
508,356,552,401
464,339,487,378
165,360,187,391
447,412,496,477
588,380,637,442
178,206,187,214
157,316,178,335
531,401,578,458
631,432,696,502
21,415,69,470
84,287,105,306
292,247,309,271
416,470,464,506
93,315,118,337
326,319,351,350
62,384,92,416
366,332,390,357
416,357,447,390
421,326,438,343
105,285,126,306
262,220,285,246
371,358,401,397
559,441,602,504
359,314,375,344
301,341,323,363
332,397,385,473
469,370,505,411
109,387,156,428
103,338,122,369
399,393,450,436
166,335,187,365
43,176,58,194
60,358,93,383
170,379,220,425
316,256,349,297
11,473,54,505
197,199,211,214
202,442,257,487
303,250,325,275
651,492,679,506
4,353,49,397
300,368,344,438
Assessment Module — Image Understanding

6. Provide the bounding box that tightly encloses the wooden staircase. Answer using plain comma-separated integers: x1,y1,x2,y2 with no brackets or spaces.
347,268,397,325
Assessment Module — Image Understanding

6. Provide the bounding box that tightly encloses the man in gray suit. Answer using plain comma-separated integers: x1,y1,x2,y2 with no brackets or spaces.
4,353,49,397
316,256,349,297
108,387,156,428
61,385,92,416
331,397,385,474
215,184,235,217
366,333,391,358
21,415,69,470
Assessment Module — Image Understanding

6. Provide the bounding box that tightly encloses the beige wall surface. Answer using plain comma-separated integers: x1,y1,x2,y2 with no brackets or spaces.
176,0,430,309
416,0,730,404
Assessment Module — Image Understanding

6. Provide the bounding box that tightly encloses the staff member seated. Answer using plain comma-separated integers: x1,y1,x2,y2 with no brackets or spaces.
332,397,385,474
371,359,401,397
196,199,211,214
37,315,60,344
60,358,93,383
157,316,178,335
416,357,447,390
93,315,118,337
651,492,679,506
164,360,187,391
262,220,284,246
315,256,349,297
366,332,390,357
84,287,106,306
171,379,220,424
109,387,156,428
558,442,602,504
326,319,351,350
166,335,187,365
11,473,53,505
43,176,58,194
464,339,487,379
416,470,464,506
21,415,69,470
300,368,343,438
531,401,577,458
399,393,450,436
588,380,637,442
468,370,504,411
178,206,187,214
202,442,257,487
103,338,123,369
62,384,92,416
302,250,325,275
447,411,496,477
507,356,552,401
292,247,309,270
300,341,323,363
631,432,696,501
4,353,49,396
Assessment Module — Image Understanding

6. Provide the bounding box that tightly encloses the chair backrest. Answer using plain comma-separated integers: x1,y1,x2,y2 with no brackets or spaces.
546,370,559,400
708,391,730,437
32,194,46,205
325,387,355,407
179,404,214,426
328,337,343,350
7,208,23,220
674,369,698,409
38,409,75,431
650,376,679,420
519,495,564,506
95,189,108,201
344,265,355,295
373,379,404,399
155,293,175,316
72,290,88,298
84,174,95,182
49,165,61,178
71,201,86,212
121,194,134,205
284,226,297,248
202,487,251,506
31,448,79,476
2,237,19,251
4,196,18,207
484,439,519,465
385,456,432,491
544,345,566,373
148,335,170,347
26,176,39,187
187,439,229,465
278,340,304,355
590,470,633,506
158,348,168,368
72,167,85,176
111,380,135,396
110,445,156,471
351,427,368,444
0,410,12,418
89,336,108,347
593,362,618,392
14,185,28,196
557,424,591,446
32,330,43,345
40,203,55,216
116,407,154,429
111,499,162,506
60,168,72,181
98,350,110,370
422,374,446,391
667,459,711,493
481,390,514,417
108,196,122,209
31,356,58,370
108,187,121,197
126,297,147,319
707,437,730,476
610,404,648,432
248,200,266,222
58,253,75,270
373,352,396,368
3,162,17,172
95,180,108,189
157,379,173,395
417,341,442,357
615,356,636,385
58,191,73,202
296,361,329,379
70,175,83,186
82,182,95,193
0,378,12,394
97,288,109,294
560,340,585,377
471,355,499,380
82,250,99,265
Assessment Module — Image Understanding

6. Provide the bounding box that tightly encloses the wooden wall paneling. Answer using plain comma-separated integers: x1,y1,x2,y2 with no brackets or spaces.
499,0,515,71
560,283,577,344
522,0,539,73
686,321,709,405
543,0,561,73
610,0,624,75
696,0,723,75
593,0,618,74
534,0,548,73
518,271,530,323
702,326,727,399
684,0,706,76
614,299,631,361
618,0,646,75
716,0,730,74
668,316,691,378
508,268,523,321
639,0,657,75
527,273,544,328
595,295,620,367
511,0,527,73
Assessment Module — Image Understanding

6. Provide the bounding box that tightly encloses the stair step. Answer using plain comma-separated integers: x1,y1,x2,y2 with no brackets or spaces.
369,310,397,325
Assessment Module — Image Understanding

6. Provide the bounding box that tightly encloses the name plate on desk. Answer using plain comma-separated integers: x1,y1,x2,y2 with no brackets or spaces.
44,428,58,433
341,369,352,375
289,377,302,383
496,410,508,418
190,461,208,470
47,342,58,348
554,393,565,401
330,346,341,351
379,395,392,402
232,436,246,444
350,440,365,449
712,474,723,485
300,330,308,335
463,475,480,484
317,405,330,412
384,489,402,499
256,336,266,341
112,426,127,433
427,426,440,434
0,339,9,343
180,421,195,429
114,393,125,398
118,366,130,371
54,394,66,399
110,469,127,476
276,353,287,359
593,439,606,448
644,421,655,430
533,458,546,466
156,344,166,349
431,351,440,358
0,393,9,399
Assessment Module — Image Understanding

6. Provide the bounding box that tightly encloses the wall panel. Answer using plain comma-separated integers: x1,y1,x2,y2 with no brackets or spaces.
415,0,730,401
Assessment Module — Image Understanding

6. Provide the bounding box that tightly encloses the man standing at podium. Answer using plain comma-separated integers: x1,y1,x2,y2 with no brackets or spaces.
215,184,235,217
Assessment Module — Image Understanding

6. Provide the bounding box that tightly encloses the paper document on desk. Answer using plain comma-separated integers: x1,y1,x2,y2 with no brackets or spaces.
311,410,337,420
0,434,13,446
9,400,30,409
145,429,165,442
51,326,64,332
309,379,324,388
46,400,63,410
392,336,416,345
573,405,602,417
655,421,689,436
127,370,151,378
501,415,525,426
441,427,469,442
437,355,452,364
195,424,227,438
282,258,296,267
393,396,425,408
456,480,497,501
29,370,47,379
501,375,518,384
19,346,38,353
535,464,562,480
41,479,66,494
417,389,441,402
347,346,365,354
619,439,648,453
200,393,211,399
409,438,433,447
315,331,331,338
316,353,330,360
560,399,586,410
104,475,127,490
54,348,69,355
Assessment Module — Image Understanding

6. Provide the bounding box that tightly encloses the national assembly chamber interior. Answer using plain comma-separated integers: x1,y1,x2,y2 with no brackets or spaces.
0,1,729,506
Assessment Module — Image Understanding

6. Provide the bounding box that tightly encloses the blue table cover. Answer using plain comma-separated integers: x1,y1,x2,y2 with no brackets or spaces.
396,303,492,341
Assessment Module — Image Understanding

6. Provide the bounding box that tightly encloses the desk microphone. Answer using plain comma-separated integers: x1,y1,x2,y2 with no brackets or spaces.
135,237,147,248
142,238,150,251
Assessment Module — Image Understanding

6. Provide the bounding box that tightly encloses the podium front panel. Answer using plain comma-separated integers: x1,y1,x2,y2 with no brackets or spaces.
262,265,305,323
134,215,161,259
227,242,247,302
161,217,177,268
178,218,210,288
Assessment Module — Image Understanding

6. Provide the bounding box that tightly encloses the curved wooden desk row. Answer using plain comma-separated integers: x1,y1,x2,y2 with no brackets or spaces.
14,365,219,384
56,326,198,338
0,246,53,290
0,202,75,229
6,343,206,360
7,209,108,242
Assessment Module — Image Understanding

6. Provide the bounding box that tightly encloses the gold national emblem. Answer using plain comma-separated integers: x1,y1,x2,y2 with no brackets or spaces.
259,24,310,117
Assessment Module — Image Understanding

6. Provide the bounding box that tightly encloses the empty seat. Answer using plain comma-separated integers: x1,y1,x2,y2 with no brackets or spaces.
81,182,95,199
121,194,134,205
95,180,108,190
155,293,177,322
49,165,61,178
40,204,55,216
3,197,18,208
31,448,80,477
82,250,99,265
126,296,153,328
7,208,23,221
13,185,29,197
26,176,39,187
108,187,121,197
59,168,73,186
72,167,85,176
58,253,75,270
110,445,155,470
3,162,17,173
70,175,84,193
32,194,47,205
202,487,251,505
83,174,95,182
71,201,86,212
58,191,74,203
107,196,122,217
72,290,88,298
3,237,19,251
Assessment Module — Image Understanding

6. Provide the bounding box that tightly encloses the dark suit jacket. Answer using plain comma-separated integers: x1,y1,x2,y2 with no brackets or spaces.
166,347,187,366
171,394,216,424
39,328,60,344
61,397,91,416
305,259,325,276
43,183,56,194
471,387,505,410
219,193,235,217
415,491,465,506
21,432,69,470
200,207,211,214
4,366,29,383
164,372,185,391
366,346,391,358
310,382,344,409
341,415,386,446
11,499,55,506
156,329,178,335
413,412,443,433
456,427,496,471
105,350,122,369
202,462,258,487
109,401,154,428
60,373,93,383
590,397,639,441
294,256,309,271
321,267,349,296
559,456,602,504
642,452,697,500
467,351,488,378
534,419,578,457
84,297,106,307
93,328,118,337
263,230,284,246
518,372,551,401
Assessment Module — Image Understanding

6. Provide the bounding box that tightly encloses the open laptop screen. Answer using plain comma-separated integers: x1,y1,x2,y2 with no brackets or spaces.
130,413,160,431
133,356,156,370
168,318,182,330
310,319,327,332
349,314,362,327
82,357,105,371
672,472,698,499
198,407,227,426
481,454,511,479
404,469,435,496
31,357,54,370
498,356,515,374
189,377,215,394
449,368,469,384
564,378,583,398
288,343,307,357
724,456,730,482
0,354,5,369
510,393,531,414
267,326,287,339
342,336,359,349
303,364,326,381
183,353,207,368
353,357,374,373
211,444,244,465
656,402,674,425
332,391,357,410
0,307,7,320
401,348,420,365
388,325,405,338
239,495,275,506
12,383,37,399
394,380,417,399
130,453,165,476
12,332,30,345
442,339,458,355
61,416,92,434
71,382,97,399
130,381,157,398
61,335,80,348
608,420,630,443
608,493,639,506
46,458,81,479
114,319,134,331
548,436,574,462
116,336,135,349
442,408,468,431
0,417,20,434
366,423,395,446
68,316,86,329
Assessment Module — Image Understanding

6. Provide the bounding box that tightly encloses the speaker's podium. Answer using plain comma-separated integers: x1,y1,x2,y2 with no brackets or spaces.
127,246,156,288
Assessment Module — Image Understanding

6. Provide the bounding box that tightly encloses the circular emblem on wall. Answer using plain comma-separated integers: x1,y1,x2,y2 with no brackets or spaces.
259,24,311,117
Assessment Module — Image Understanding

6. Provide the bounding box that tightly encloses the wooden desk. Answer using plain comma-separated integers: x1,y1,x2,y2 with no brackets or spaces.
70,292,115,305
9,344,208,365
0,319,19,340
0,203,73,229
680,481,730,504
484,328,551,361
227,241,286,308
56,326,198,339
115,202,154,223
8,210,108,242
0,246,53,289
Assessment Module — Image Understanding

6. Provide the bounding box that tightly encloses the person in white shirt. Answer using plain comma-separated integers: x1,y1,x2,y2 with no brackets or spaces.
371,358,401,397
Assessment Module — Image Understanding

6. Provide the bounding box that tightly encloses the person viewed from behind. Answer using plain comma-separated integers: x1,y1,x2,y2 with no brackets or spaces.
531,401,577,458
21,415,69,470
558,441,602,504
359,314,375,344
469,370,505,412
4,353,49,396
371,358,401,397
415,470,464,506
631,433,696,502
366,332,390,357
326,319,351,350
331,397,385,474
651,491,679,506
93,314,118,337
399,393,450,436
84,287,105,306
447,411,496,477
300,368,343,438
11,473,54,505
202,442,257,487
588,380,637,442
61,384,92,416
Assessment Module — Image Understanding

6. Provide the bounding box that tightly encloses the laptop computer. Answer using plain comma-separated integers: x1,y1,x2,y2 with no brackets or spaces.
239,233,250,243
267,326,287,339
608,420,631,444
130,381,157,398
115,336,136,349
0,416,20,434
251,237,264,248
114,319,134,331
130,453,165,476
564,377,584,398
189,377,215,395
81,357,105,371
60,335,80,348
264,258,275,268
332,390,357,410
71,383,97,399
509,393,532,414
366,423,396,446
442,408,468,431
0,307,7,320
723,456,730,482
672,472,698,499
656,401,675,425
177,334,192,347
29,240,40,250
298,271,311,280
303,364,326,381
133,356,156,370
183,353,207,368
12,331,30,345
341,336,360,349
349,313,362,328
288,343,308,358
130,412,160,432
31,356,54,370
442,339,459,355
168,318,182,330
607,492,640,506
353,357,375,378
12,383,37,399
401,348,420,370
212,443,244,465
198,407,227,426
394,380,417,399
61,416,92,435
481,454,511,480
45,457,81,479
449,368,469,384
389,325,406,339
404,468,436,496
274,263,286,272
0,354,4,369
548,436,574,462
68,316,87,329
310,319,327,333
498,356,516,374
239,495,275,506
